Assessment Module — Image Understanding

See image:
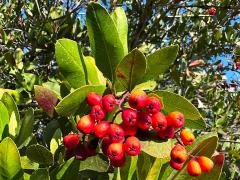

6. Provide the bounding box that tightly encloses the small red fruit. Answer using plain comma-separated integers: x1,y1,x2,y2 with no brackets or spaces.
180,129,195,145
166,112,184,129
124,136,141,156
120,123,137,136
152,112,168,132
122,108,137,126
107,143,124,160
77,115,95,134
102,94,116,112
170,160,184,170
90,105,106,121
110,154,126,167
94,121,110,138
170,144,188,163
208,7,216,16
158,126,175,139
198,156,214,172
145,96,162,114
74,142,88,160
63,133,80,150
101,136,112,155
128,90,147,109
137,112,152,130
187,159,202,176
109,124,125,143
87,92,102,106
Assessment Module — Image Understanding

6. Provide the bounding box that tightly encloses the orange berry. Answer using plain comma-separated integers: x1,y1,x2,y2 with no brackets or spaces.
77,115,95,134
166,111,184,129
180,129,195,145
128,90,147,109
198,156,214,172
170,160,184,170
187,159,202,176
170,144,188,163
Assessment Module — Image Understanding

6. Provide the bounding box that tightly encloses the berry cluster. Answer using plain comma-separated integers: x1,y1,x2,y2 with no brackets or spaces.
208,7,217,16
170,129,214,176
62,89,214,172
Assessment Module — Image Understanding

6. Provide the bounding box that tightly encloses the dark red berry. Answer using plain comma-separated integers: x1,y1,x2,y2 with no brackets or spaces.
63,133,80,150
152,112,168,132
137,112,152,130
120,123,137,137
145,96,162,114
109,124,125,143
102,94,116,112
87,92,102,106
122,108,137,126
90,105,106,121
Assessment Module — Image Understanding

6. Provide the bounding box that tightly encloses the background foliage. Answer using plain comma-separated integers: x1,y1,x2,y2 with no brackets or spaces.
0,0,240,179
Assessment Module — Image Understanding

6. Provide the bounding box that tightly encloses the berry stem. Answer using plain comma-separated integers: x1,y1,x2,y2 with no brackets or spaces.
69,116,79,133
174,134,185,146
111,110,123,123
117,92,130,110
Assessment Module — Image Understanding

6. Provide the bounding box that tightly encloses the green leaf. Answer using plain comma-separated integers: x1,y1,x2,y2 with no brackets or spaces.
26,144,53,166
86,2,125,82
0,88,22,104
111,7,128,55
80,154,109,172
0,101,9,140
0,137,23,179
119,155,138,180
142,45,179,81
51,157,80,180
34,85,59,117
146,158,163,180
50,128,62,155
154,90,206,129
20,156,39,170
56,85,106,116
84,56,106,85
15,108,34,147
30,169,49,180
1,92,20,137
133,81,157,91
116,49,147,91
141,138,175,158
55,38,86,89
160,132,218,180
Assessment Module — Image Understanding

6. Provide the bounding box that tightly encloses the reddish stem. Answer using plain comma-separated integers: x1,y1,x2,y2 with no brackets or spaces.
117,92,130,110
111,110,123,123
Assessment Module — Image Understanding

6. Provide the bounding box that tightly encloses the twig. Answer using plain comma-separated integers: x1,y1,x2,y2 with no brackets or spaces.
111,110,123,123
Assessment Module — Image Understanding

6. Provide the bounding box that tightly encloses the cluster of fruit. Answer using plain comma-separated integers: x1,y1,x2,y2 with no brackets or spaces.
62,89,214,174
170,129,214,176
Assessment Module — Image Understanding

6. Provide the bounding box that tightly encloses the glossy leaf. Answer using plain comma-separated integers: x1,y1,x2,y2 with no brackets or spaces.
0,137,23,179
0,101,9,140
35,85,59,117
15,108,34,147
145,158,163,180
133,81,157,91
154,90,206,129
142,45,179,81
118,156,138,180
111,7,128,55
160,132,218,179
84,56,106,85
116,49,147,90
1,92,20,137
50,128,62,155
30,169,49,180
86,2,124,82
55,38,86,89
20,156,39,170
56,85,106,116
26,144,53,166
80,154,109,172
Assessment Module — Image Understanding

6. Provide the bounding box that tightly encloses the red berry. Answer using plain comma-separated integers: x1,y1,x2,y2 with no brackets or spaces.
124,136,141,156
94,121,110,138
101,136,112,155
63,133,80,150
107,143,124,160
170,160,184,170
145,96,162,114
77,115,95,134
87,92,102,106
166,112,184,129
90,105,106,121
208,7,216,16
109,124,125,143
74,142,88,160
128,90,147,109
198,156,214,172
170,144,188,163
158,126,175,139
187,159,202,176
110,154,126,167
180,129,195,146
120,123,137,136
102,94,116,112
137,112,152,130
152,112,168,132
122,108,137,126
85,141,97,157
